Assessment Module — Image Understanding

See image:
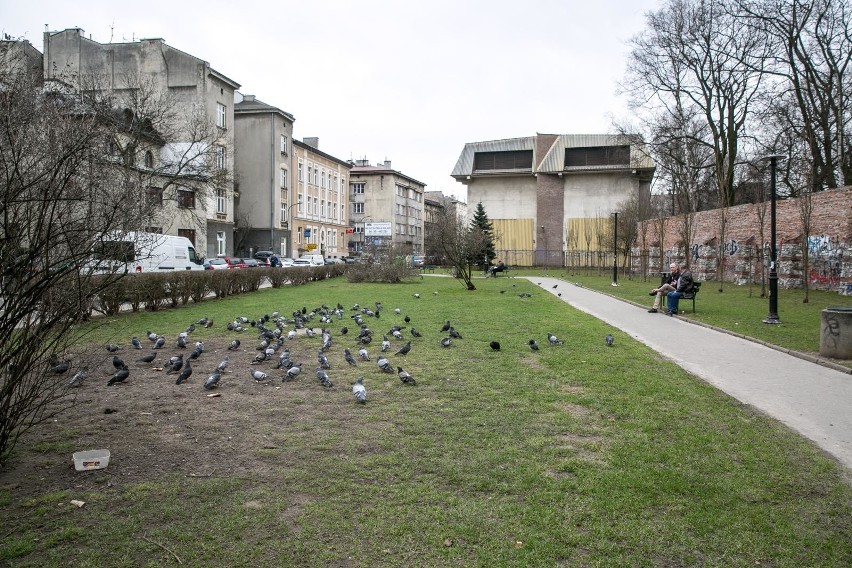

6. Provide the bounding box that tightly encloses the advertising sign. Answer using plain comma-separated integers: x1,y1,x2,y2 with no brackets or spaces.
364,222,392,237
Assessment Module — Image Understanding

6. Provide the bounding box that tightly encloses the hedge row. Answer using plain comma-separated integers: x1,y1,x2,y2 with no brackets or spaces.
88,265,347,316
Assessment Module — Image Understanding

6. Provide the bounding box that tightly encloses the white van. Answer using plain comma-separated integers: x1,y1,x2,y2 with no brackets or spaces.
90,232,204,274
298,254,325,266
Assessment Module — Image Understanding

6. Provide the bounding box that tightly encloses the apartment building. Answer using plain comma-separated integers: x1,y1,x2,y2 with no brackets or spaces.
233,94,295,257
292,138,352,260
348,160,426,255
42,27,240,258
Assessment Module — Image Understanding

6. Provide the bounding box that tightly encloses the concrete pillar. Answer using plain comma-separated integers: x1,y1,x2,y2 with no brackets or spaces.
820,307,852,359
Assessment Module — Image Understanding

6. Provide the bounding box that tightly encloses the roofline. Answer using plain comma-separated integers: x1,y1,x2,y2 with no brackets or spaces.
234,105,295,122
292,139,352,169
349,166,427,188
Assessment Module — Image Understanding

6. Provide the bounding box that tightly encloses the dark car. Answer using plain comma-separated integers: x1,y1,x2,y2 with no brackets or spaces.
224,257,248,269
243,258,261,268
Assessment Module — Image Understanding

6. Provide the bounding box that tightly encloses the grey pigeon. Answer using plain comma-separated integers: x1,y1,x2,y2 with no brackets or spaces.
318,353,331,370
131,336,142,350
605,334,614,347
344,348,357,366
112,355,126,370
529,339,539,351
52,359,71,374
377,357,394,373
204,371,221,390
216,356,229,372
316,368,333,388
440,320,451,332
107,365,129,386
146,330,159,342
547,332,564,345
358,347,370,361
352,378,366,403
138,352,157,363
175,360,192,385
397,366,416,385
396,341,411,356
410,328,422,338
177,334,188,348
166,356,184,374
249,367,270,382
381,336,391,352
68,367,88,387
153,336,166,349
188,348,201,361
441,337,452,347
105,343,123,352
449,327,462,339
285,365,301,381
254,351,268,363
227,339,241,351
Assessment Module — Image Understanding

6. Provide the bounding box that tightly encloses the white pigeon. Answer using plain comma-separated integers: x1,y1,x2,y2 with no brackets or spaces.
358,347,370,361
249,367,269,382
547,332,564,345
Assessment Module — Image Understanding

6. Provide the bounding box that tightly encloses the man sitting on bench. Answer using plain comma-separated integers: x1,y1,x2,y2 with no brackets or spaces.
488,261,507,277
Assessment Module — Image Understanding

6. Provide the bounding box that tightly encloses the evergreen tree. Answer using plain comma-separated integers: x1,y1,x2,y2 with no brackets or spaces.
469,202,496,266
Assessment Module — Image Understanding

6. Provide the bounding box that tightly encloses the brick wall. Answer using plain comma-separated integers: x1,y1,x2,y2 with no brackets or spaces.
631,187,852,291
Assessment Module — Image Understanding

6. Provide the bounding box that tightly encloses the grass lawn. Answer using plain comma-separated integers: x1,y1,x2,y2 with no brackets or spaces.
1,274,851,567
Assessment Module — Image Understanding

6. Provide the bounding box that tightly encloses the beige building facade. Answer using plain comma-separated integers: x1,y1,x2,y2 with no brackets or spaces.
292,139,352,260
452,134,654,266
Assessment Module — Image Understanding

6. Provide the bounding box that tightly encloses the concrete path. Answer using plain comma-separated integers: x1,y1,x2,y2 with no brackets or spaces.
529,276,852,472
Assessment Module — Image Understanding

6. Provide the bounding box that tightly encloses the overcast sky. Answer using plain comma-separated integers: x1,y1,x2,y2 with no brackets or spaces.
2,0,660,201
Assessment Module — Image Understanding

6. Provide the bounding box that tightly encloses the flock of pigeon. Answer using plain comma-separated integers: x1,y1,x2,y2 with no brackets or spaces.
57,284,614,404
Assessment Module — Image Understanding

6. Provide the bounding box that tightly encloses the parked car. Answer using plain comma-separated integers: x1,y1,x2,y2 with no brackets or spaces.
224,257,248,269
291,258,313,267
280,257,294,267
411,255,425,267
243,258,261,268
205,258,229,270
253,251,274,266
298,254,325,266
324,258,344,265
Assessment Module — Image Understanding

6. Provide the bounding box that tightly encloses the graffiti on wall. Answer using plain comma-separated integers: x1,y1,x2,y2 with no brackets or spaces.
722,240,740,256
808,235,845,261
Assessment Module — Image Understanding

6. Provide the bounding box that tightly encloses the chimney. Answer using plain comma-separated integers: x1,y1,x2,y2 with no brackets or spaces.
303,137,319,149
383,160,392,169
242,94,255,102
355,159,369,167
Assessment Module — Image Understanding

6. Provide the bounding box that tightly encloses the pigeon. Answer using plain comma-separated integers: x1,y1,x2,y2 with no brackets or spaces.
394,308,401,314
413,294,420,299
547,332,564,345
275,351,291,369
204,371,221,390
358,347,370,361
529,339,540,351
391,329,403,340
112,355,126,370
166,355,184,374
440,321,451,332
105,343,123,352
340,326,348,335
397,366,416,385
404,315,411,323
52,359,71,374
175,360,192,385
177,334,188,349
249,367,270,382
138,352,157,363
441,337,452,347
396,341,411,356
605,334,614,347
285,365,301,381
227,339,241,351
254,351,268,363
153,336,166,349
381,336,391,352
185,324,196,334
490,341,501,351
107,365,129,386
68,367,88,387
552,284,558,289
194,341,204,354
344,348,357,366
204,319,214,328
352,378,367,403
410,328,422,338
449,327,463,339
146,330,159,342
377,357,394,373
318,353,331,370
216,356,230,372
187,349,201,361
316,368,333,388
287,330,297,340
131,336,142,350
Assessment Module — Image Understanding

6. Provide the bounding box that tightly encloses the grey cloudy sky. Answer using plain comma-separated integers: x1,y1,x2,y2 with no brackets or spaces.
2,0,660,201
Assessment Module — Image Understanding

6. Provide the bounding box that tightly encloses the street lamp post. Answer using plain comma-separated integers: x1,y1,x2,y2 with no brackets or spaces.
763,155,785,324
611,211,619,286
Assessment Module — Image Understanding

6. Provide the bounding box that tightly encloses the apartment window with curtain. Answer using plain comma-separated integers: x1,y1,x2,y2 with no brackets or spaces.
298,162,304,183
216,103,226,128
280,134,288,155
216,189,226,214
353,182,365,194
177,188,196,209
216,231,226,256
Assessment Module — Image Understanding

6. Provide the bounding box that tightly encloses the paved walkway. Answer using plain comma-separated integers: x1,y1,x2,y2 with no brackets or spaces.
530,276,852,472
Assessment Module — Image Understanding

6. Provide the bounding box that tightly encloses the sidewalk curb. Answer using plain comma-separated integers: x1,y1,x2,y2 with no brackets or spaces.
568,281,852,376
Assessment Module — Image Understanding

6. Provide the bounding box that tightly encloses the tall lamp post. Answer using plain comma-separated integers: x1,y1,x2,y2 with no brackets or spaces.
762,154,785,325
611,211,619,286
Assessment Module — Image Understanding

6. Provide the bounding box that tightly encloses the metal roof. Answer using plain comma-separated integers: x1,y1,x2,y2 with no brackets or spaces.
451,137,536,177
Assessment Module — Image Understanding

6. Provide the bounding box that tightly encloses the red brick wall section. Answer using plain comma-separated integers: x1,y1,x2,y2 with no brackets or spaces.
631,187,852,291
536,174,566,266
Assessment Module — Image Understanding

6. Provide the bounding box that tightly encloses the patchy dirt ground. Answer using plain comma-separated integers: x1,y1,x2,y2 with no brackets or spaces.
1,327,393,498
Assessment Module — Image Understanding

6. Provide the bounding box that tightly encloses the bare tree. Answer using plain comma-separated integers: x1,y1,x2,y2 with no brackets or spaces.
424,205,492,291
799,189,815,302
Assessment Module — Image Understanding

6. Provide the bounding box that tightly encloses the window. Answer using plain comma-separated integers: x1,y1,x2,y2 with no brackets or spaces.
333,175,338,192
321,171,326,189
216,231,226,256
353,182,365,194
340,204,345,222
564,146,630,168
313,167,318,185
298,194,304,213
215,146,226,170
297,227,302,245
178,228,196,245
298,162,304,183
280,134,288,155
177,188,196,209
307,196,313,216
280,169,288,188
147,186,163,206
144,150,154,169
216,189,226,214
473,150,533,170
353,203,364,214
280,201,287,224
216,103,226,128
321,200,325,218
